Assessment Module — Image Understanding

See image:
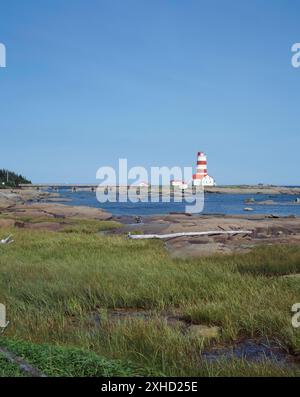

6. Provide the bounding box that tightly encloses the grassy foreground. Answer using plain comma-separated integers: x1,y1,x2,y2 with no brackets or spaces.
0,226,300,376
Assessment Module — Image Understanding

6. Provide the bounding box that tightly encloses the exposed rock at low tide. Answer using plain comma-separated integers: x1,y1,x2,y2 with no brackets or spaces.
116,213,300,258
188,325,221,339
0,189,51,209
1,202,111,221
0,219,16,228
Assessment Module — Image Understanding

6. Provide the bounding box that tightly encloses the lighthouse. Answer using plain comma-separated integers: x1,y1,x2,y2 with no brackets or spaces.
193,152,215,186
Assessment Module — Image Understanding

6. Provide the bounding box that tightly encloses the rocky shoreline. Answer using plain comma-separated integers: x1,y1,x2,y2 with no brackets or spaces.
1,188,300,258
0,189,51,208
113,212,300,257
205,185,300,195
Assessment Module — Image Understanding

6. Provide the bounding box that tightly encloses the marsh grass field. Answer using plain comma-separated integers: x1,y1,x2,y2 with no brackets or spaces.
0,218,300,376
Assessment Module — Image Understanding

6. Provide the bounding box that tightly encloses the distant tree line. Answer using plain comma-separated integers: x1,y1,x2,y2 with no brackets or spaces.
0,169,31,188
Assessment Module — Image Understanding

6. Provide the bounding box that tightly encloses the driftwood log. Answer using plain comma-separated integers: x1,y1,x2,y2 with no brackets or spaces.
128,230,252,240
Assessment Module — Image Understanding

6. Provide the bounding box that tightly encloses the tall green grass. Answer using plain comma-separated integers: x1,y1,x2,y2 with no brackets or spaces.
0,338,144,377
0,228,300,376
0,354,24,377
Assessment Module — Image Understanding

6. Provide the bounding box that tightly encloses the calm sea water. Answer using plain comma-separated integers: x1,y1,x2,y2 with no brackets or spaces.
49,188,300,217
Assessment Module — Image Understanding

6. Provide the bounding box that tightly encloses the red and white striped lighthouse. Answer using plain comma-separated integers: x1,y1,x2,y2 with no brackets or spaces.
192,151,215,186
193,152,208,181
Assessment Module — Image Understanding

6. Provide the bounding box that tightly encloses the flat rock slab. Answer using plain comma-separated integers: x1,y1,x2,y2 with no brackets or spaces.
118,214,300,258
24,222,64,232
0,190,52,209
0,219,16,228
188,325,221,339
5,203,112,221
166,238,232,258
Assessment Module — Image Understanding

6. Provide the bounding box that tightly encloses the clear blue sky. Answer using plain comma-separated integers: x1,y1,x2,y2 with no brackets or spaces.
0,0,299,184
